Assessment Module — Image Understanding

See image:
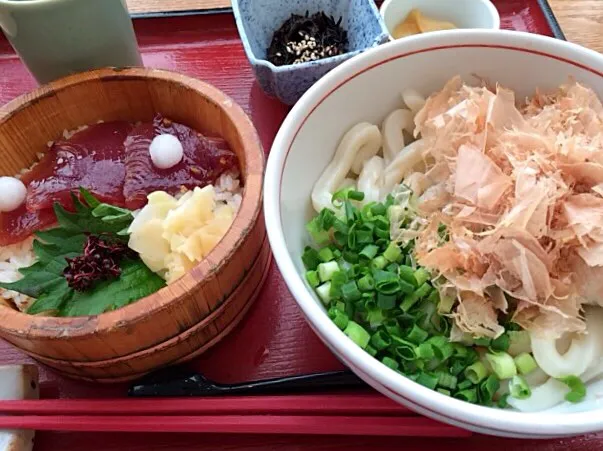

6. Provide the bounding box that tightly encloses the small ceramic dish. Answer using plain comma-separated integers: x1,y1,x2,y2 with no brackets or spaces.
380,0,500,40
232,0,390,105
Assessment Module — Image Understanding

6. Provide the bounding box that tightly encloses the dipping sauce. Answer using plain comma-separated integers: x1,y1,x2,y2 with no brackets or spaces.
392,9,457,39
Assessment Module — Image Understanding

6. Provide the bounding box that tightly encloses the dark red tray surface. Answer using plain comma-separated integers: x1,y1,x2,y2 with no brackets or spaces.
2,4,602,450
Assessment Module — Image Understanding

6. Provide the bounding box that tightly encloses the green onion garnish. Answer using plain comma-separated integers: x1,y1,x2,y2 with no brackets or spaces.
559,375,586,403
514,353,538,375
382,356,399,370
315,282,332,305
318,261,339,282
305,270,320,288
383,242,402,263
344,321,371,349
490,333,510,352
464,361,488,384
485,352,517,379
509,375,531,400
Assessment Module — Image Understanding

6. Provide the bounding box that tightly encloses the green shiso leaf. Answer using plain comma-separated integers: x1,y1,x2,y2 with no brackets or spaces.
0,188,166,317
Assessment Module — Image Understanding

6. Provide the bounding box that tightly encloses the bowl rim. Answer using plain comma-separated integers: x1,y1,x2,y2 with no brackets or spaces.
0,67,265,337
230,0,390,73
264,28,603,436
379,0,501,35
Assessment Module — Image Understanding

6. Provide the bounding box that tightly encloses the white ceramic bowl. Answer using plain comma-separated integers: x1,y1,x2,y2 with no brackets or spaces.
264,29,603,438
380,0,500,40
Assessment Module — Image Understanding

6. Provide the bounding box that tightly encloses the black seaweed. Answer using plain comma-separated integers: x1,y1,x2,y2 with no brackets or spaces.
267,11,349,66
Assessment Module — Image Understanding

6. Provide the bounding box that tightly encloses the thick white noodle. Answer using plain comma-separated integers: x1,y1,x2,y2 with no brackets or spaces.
531,307,603,378
381,109,414,165
507,378,570,412
357,156,385,205
381,139,425,197
401,88,427,115
311,123,382,213
350,126,383,175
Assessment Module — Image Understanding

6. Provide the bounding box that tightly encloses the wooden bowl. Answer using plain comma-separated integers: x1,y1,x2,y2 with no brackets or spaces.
0,68,266,381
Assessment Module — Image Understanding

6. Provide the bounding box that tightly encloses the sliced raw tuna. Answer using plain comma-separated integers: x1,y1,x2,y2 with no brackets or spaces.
123,115,239,210
23,121,133,211
0,206,56,246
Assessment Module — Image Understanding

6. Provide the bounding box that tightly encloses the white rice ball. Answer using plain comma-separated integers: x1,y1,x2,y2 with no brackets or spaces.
0,177,26,212
149,134,184,169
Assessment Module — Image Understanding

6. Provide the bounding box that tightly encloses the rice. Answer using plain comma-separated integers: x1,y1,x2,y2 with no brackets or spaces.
0,237,36,312
214,170,243,211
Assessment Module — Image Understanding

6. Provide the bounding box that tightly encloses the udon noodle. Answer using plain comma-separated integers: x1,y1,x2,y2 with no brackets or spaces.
308,75,603,411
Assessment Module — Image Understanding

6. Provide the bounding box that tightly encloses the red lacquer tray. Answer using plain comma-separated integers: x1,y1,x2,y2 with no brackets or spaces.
0,1,578,447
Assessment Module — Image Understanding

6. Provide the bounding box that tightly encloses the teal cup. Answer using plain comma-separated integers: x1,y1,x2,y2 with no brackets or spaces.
0,0,143,84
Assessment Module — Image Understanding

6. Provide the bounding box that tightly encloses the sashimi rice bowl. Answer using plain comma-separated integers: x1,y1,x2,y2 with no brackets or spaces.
0,109,242,318
265,30,603,437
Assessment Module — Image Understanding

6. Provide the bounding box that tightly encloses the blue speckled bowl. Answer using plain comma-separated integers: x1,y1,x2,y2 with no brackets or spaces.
232,0,390,105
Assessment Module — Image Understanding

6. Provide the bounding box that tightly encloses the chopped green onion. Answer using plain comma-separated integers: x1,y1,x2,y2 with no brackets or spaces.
437,372,458,390
474,337,491,347
385,262,399,274
377,292,397,310
329,270,347,298
426,336,453,361
343,321,371,349
305,270,320,288
398,265,418,287
365,345,378,357
437,388,451,396
509,375,531,400
416,372,439,390
413,268,430,286
485,352,517,379
407,324,429,345
370,330,391,350
335,301,345,312
400,283,432,312
341,281,362,302
508,330,531,356
391,336,416,360
438,295,455,314
371,256,388,270
302,247,322,270
318,261,339,282
371,203,387,216
328,307,349,330
359,244,379,261
415,343,435,360
497,393,509,408
344,200,356,224
342,250,359,263
490,333,510,352
457,380,473,391
559,376,586,403
347,190,365,202
366,307,385,328
514,353,538,375
306,217,329,244
372,269,401,294
479,374,500,404
454,388,478,403
383,242,402,262
464,361,488,384
382,356,399,370
427,289,440,304
315,282,332,305
355,229,373,246
318,247,335,262
357,274,375,292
